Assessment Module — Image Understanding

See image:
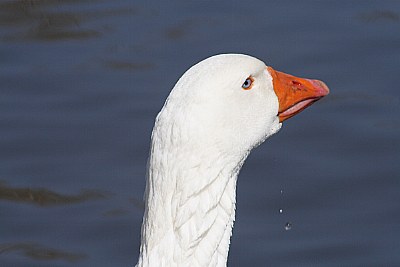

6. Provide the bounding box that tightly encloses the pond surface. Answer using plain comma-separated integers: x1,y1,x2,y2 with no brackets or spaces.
1,0,399,266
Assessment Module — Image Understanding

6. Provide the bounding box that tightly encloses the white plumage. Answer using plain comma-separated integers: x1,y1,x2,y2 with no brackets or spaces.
136,54,329,267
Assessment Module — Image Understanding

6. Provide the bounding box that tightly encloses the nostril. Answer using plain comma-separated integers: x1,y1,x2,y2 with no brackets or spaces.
292,80,302,87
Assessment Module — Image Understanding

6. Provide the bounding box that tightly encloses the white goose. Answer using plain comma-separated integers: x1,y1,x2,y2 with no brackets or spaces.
136,54,329,267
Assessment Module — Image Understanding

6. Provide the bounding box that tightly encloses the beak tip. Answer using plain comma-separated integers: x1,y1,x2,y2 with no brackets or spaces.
313,80,330,96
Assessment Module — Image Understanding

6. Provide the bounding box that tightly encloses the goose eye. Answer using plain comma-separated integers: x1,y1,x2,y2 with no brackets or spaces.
242,77,254,90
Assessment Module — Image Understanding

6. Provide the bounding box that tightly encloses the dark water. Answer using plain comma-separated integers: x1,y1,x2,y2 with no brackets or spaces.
1,1,399,266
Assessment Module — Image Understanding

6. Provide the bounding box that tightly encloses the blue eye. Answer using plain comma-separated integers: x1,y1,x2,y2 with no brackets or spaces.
242,77,253,90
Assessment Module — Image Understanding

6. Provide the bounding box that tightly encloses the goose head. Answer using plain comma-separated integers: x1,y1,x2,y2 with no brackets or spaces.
157,54,329,156
138,54,329,266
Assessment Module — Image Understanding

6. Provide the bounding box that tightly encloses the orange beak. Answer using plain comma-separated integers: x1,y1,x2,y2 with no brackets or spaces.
267,67,330,122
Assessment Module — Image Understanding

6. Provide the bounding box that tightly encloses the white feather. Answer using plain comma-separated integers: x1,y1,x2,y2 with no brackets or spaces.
136,54,281,267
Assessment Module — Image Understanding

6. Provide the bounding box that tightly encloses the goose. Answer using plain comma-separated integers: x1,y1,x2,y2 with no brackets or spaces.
136,54,329,267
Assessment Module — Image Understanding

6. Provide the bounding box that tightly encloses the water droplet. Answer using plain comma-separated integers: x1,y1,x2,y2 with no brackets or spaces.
280,189,283,195
279,209,283,214
284,222,292,231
